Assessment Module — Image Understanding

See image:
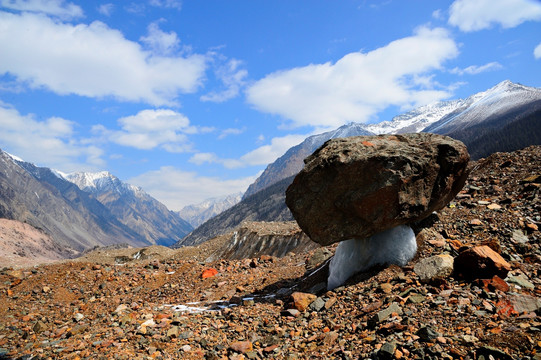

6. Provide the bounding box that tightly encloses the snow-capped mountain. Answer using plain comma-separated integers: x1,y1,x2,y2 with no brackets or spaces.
425,80,541,133
178,192,243,228
65,171,193,246
65,171,144,197
365,100,467,135
424,80,541,159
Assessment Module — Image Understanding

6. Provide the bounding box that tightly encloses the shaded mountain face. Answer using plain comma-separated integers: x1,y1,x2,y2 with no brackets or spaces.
178,80,541,248
178,192,242,228
0,151,148,253
423,80,541,159
65,172,193,247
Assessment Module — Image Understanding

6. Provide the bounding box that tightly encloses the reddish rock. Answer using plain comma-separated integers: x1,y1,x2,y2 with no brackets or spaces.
454,246,511,280
473,275,510,292
201,268,218,279
229,340,253,354
290,291,317,312
286,133,469,245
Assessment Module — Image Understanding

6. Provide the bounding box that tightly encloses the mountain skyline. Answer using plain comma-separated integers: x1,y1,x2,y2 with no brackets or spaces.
3,79,540,214
0,0,540,210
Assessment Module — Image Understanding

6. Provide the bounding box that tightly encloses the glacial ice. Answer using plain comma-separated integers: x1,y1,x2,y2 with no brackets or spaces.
327,225,417,290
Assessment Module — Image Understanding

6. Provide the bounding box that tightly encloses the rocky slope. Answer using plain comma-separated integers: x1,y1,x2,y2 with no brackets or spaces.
1,146,539,359
65,172,193,247
178,193,242,228
0,219,69,269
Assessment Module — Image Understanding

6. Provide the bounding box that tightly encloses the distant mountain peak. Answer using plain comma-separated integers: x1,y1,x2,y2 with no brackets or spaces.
179,192,243,228
65,171,142,196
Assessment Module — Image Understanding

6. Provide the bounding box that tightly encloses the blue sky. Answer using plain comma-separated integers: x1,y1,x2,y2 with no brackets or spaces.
0,0,540,210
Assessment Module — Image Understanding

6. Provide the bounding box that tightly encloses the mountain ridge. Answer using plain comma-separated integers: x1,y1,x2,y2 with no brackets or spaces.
65,171,193,247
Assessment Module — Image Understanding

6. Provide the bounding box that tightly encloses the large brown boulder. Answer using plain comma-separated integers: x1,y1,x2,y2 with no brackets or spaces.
285,133,469,246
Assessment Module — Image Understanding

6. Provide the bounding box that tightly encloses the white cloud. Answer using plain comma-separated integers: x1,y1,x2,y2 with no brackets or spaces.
535,43,541,59
129,167,256,210
246,27,458,130
97,3,113,16
450,61,503,75
140,22,180,56
432,9,444,20
189,152,242,169
149,0,182,11
448,0,541,32
201,58,248,103
0,103,104,172
218,127,246,139
240,134,306,166
95,109,200,152
189,133,306,169
0,11,207,105
1,0,83,19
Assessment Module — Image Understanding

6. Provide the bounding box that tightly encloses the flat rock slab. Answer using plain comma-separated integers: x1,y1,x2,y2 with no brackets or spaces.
286,133,469,245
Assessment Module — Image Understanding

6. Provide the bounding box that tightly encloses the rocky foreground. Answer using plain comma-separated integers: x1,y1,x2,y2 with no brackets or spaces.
1,146,540,359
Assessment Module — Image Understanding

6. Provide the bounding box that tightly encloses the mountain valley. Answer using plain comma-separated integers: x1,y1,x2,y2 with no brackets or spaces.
0,145,539,359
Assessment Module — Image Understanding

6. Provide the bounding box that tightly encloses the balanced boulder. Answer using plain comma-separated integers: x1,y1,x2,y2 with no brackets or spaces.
286,133,469,246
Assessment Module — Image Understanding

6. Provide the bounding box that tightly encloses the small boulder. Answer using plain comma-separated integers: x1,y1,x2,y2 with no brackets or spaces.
454,246,511,280
414,254,454,283
286,133,469,246
201,268,218,279
290,291,317,312
229,340,253,354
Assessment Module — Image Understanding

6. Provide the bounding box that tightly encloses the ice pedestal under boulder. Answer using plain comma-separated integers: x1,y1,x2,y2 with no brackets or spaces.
327,225,416,290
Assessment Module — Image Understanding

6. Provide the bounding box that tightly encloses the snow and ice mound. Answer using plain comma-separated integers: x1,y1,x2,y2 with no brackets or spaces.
327,225,417,290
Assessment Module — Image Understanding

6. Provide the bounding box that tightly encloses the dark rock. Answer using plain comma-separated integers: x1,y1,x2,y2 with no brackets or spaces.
416,326,440,342
308,297,326,312
368,302,403,328
377,341,396,359
454,246,511,280
286,133,469,245
477,346,513,360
